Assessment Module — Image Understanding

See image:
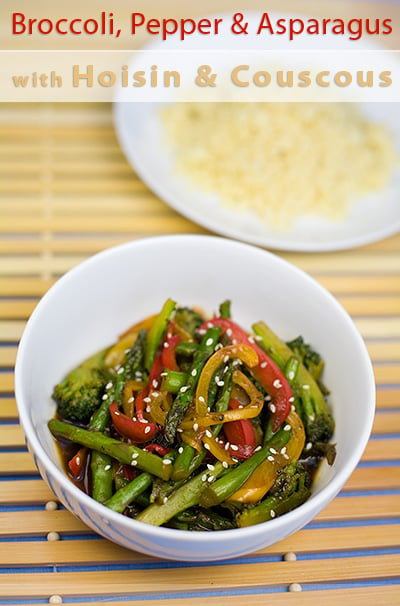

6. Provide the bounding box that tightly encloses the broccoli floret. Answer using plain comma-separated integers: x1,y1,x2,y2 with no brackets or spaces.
53,350,106,424
286,335,324,382
174,307,205,337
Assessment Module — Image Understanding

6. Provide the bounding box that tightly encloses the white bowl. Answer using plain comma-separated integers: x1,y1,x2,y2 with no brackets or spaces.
15,235,375,561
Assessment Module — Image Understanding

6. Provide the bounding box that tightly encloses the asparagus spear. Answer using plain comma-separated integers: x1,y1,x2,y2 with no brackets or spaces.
164,326,222,444
135,462,225,526
48,419,171,481
106,473,153,513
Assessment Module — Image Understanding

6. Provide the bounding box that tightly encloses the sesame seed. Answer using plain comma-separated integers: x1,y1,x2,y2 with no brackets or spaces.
113,409,120,416
177,428,183,433
284,424,291,431
289,583,302,593
163,459,172,465
288,371,295,381
151,391,159,398
163,342,169,348
117,367,125,375
231,457,239,463
163,497,168,504
254,335,262,341
222,461,229,468
131,453,139,459
45,501,58,511
283,453,289,460
204,443,210,450
260,361,268,368
146,406,151,413
178,446,184,454
284,552,297,562
191,369,197,377
214,376,220,383
131,460,137,466
273,379,282,389
180,385,190,393
143,397,151,403
106,382,113,390
205,429,212,438
217,380,224,387
207,464,215,471
198,329,206,335
254,446,262,452
269,403,276,414
135,371,143,378
264,395,271,402
144,426,151,434
280,447,287,454
199,396,205,403
206,338,214,347
223,355,230,363
291,405,296,412
167,332,172,339
152,380,158,388
207,475,215,482
47,531,60,542
309,414,315,422
224,442,230,451
270,509,276,518
248,336,255,344
267,455,274,462
289,396,295,403
128,396,135,403
270,448,277,454
193,423,199,431
160,371,167,377
305,442,312,451
207,322,213,328
226,328,232,337
303,384,310,390
104,465,111,471
201,474,207,481
214,343,223,351
102,394,108,401
230,444,239,451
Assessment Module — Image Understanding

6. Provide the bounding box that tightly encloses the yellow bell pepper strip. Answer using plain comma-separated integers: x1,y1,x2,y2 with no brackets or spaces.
145,298,176,373
227,410,305,503
199,318,293,431
199,423,292,508
195,344,259,417
202,433,234,466
181,369,263,430
146,390,171,427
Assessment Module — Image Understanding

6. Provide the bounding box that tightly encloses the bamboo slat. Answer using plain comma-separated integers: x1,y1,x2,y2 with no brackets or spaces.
2,524,400,566
16,587,400,606
1,554,399,598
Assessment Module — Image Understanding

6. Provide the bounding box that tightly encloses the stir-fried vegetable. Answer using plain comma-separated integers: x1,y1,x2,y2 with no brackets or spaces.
49,300,335,530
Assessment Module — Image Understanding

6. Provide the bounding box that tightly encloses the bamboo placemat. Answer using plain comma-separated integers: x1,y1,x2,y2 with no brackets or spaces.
0,102,399,605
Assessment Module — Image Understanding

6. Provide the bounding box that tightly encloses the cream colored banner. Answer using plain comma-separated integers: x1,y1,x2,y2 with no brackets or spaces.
1,49,400,102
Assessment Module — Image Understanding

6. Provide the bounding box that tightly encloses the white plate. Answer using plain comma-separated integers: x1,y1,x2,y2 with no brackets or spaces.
113,14,400,252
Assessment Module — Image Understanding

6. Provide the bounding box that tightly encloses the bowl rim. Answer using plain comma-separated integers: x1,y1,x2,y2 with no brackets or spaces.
14,234,376,549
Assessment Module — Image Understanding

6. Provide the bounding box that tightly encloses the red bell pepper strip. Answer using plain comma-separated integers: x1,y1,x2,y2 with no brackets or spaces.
68,447,87,480
200,318,293,430
223,397,257,456
143,443,172,456
109,401,158,444
161,334,182,372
